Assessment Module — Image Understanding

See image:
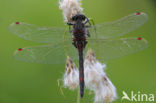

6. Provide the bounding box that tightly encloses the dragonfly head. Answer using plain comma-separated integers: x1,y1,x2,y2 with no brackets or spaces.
71,13,86,22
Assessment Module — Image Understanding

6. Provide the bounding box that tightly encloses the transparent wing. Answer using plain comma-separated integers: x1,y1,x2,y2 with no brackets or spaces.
90,12,148,39
13,41,78,64
87,37,148,61
9,22,71,43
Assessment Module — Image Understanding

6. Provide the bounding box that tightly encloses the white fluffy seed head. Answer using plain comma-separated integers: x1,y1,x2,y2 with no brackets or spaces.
84,49,117,103
84,49,106,90
59,0,83,22
63,56,79,90
94,76,117,103
62,50,117,103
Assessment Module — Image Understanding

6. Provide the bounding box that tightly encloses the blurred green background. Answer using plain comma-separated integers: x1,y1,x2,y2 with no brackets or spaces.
0,0,156,103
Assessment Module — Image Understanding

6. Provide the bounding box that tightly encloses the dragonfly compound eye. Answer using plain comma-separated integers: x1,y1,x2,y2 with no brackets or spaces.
82,15,86,20
72,16,76,21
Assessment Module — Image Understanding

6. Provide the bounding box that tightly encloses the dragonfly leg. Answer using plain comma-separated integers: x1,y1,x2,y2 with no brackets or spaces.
83,41,88,48
88,18,97,32
67,22,74,33
85,23,91,37
85,18,95,36
69,29,73,33
68,25,74,33
67,22,73,25
85,25,91,28
85,29,90,37
72,42,77,48
85,18,91,26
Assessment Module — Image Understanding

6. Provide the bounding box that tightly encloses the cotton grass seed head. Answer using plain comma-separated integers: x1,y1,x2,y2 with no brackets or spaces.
59,0,83,22
62,50,117,103
94,76,117,103
84,49,117,103
63,56,79,90
84,49,106,90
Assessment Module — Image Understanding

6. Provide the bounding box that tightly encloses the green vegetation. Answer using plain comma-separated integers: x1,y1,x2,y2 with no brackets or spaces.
0,0,156,103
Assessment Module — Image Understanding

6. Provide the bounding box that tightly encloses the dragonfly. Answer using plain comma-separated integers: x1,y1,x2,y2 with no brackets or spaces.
9,12,148,98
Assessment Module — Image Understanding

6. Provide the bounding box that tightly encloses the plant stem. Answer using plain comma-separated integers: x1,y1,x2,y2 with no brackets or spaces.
77,88,80,103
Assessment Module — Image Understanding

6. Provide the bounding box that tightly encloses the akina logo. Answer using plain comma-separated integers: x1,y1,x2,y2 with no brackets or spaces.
122,91,155,102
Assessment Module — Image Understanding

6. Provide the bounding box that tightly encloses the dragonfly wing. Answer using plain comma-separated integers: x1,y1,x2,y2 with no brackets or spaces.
14,41,78,64
90,12,148,39
87,37,148,61
9,22,71,43
64,40,79,63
